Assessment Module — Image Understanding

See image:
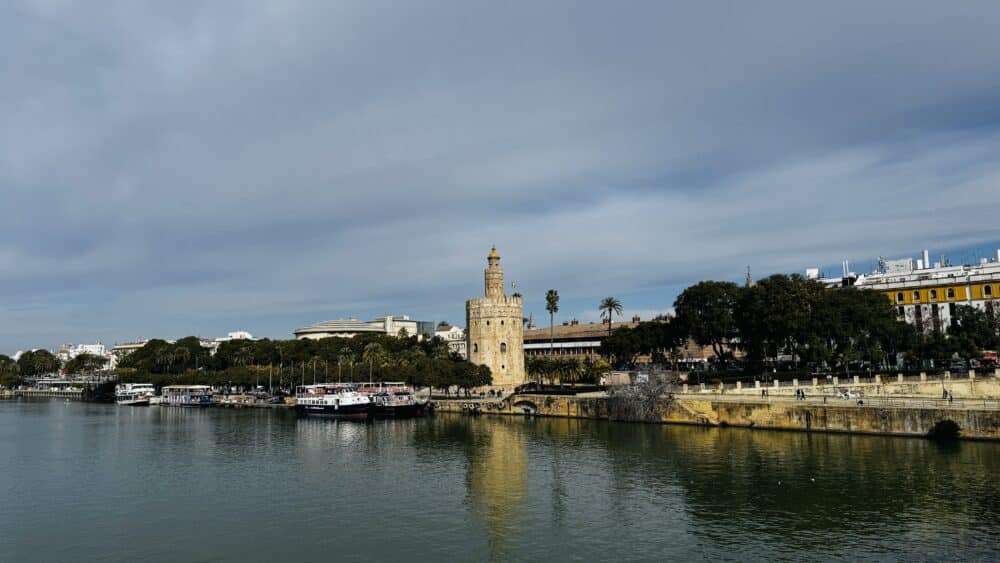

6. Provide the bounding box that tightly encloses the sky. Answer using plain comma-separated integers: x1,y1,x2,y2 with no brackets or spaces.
3,1,1000,353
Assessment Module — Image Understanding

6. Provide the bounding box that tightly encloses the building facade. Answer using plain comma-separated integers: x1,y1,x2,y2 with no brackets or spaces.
816,248,1000,334
295,315,433,340
524,320,637,359
466,248,525,387
435,324,468,359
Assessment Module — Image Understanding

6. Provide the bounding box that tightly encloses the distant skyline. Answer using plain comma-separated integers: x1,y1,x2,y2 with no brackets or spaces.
3,2,1000,353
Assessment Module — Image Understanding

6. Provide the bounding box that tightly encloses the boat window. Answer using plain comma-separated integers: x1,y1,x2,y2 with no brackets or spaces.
947,288,955,299
896,292,904,303
986,285,994,297
929,289,937,301
912,291,921,301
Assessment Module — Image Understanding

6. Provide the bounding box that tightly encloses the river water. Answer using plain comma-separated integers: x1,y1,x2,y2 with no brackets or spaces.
0,401,997,562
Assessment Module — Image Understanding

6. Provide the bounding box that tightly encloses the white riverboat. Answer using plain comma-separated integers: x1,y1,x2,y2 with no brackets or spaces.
115,383,156,406
358,382,424,418
295,384,371,419
161,385,213,407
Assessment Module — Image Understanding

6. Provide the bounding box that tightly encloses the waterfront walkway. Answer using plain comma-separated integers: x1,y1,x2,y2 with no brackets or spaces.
671,393,1000,411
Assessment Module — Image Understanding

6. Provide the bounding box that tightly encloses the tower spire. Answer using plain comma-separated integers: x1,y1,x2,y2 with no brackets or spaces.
485,247,504,299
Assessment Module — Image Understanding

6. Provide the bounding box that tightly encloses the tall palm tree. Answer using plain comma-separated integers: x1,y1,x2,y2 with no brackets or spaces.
599,296,623,337
362,343,386,382
338,353,353,382
173,346,191,372
545,290,560,386
545,289,560,352
155,348,171,374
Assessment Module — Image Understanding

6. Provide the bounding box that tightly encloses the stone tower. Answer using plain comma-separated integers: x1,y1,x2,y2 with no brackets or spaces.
466,247,525,388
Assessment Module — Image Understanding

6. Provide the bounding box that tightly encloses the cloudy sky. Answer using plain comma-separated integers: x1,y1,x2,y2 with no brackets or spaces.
3,1,1000,352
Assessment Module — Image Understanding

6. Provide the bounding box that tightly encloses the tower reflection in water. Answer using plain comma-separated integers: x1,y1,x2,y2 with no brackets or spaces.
466,417,528,550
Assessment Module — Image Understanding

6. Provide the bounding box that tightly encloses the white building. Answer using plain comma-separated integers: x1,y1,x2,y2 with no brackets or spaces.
57,343,115,370
201,331,257,355
435,324,468,359
112,340,151,360
811,248,1000,334
295,315,434,340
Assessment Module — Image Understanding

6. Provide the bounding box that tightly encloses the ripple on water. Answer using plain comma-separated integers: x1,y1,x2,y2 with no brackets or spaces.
0,403,998,562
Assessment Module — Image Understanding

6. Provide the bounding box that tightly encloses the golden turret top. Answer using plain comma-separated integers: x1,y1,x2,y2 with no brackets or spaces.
488,246,500,260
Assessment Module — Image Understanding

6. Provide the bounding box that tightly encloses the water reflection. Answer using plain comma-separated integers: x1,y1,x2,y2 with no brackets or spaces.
2,403,997,562
465,418,528,555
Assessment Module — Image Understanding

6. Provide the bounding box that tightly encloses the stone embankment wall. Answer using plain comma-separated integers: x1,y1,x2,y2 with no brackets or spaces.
435,393,1000,440
685,369,1000,400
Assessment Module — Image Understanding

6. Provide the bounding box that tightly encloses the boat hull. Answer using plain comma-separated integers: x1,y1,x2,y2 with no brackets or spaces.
371,403,424,419
164,397,213,407
295,403,370,419
116,398,151,406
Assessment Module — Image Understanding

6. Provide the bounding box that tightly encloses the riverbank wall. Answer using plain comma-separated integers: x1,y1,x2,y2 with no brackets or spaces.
435,393,1000,440
11,388,85,400
683,369,1000,400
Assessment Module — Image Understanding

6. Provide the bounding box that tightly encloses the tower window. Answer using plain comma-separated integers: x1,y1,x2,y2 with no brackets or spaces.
896,292,904,303
500,320,504,325
486,320,490,326
502,365,505,370
500,343,507,354
473,343,478,353
986,285,994,297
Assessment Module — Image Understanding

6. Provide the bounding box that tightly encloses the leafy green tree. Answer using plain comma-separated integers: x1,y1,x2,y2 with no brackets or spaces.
948,305,1000,359
63,353,107,375
674,281,740,362
0,354,22,387
17,349,61,376
362,342,387,381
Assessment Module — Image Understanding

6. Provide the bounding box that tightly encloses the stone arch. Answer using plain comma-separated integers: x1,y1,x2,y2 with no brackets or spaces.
513,399,538,415
928,419,960,440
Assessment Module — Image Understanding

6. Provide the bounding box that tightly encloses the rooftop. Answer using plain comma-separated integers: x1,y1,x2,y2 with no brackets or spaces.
524,320,641,341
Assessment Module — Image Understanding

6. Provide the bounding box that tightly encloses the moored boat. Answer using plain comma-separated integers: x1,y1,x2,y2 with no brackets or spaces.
359,382,424,418
161,385,213,407
295,384,371,419
116,383,156,406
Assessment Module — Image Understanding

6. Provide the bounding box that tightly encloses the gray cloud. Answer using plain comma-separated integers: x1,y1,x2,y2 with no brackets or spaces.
3,1,1000,351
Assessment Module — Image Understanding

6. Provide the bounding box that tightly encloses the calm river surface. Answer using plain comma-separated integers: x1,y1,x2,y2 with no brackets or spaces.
1,401,998,562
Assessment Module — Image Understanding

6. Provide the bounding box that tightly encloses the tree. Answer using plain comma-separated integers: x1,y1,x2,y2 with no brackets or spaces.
362,343,387,381
338,353,354,382
172,346,191,372
674,281,739,362
0,354,22,388
17,349,61,377
599,296,624,337
64,353,107,375
545,289,560,364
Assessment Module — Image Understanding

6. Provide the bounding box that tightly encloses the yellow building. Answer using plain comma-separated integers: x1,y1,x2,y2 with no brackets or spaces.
820,250,1000,333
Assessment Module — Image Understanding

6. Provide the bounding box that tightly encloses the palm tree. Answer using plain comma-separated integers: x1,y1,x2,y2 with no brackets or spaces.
362,343,386,382
173,346,191,372
234,346,253,368
545,289,560,356
155,348,171,374
338,353,353,382
599,296,623,337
